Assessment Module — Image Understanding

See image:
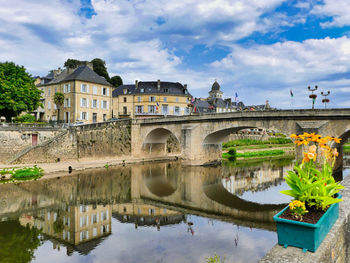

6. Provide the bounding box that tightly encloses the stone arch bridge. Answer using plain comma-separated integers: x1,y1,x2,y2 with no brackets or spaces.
131,109,350,165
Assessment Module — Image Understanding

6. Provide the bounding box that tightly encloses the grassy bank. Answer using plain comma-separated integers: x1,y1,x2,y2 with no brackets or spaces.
223,149,285,160
222,138,292,149
0,166,44,183
344,143,350,153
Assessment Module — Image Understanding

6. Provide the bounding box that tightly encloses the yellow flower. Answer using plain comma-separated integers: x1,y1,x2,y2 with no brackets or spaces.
333,137,341,144
308,145,317,153
290,134,298,139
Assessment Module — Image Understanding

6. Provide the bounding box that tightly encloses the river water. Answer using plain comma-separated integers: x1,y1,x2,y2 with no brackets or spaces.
0,156,348,263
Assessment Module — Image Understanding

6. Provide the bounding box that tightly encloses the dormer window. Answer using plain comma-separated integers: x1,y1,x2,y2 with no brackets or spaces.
163,88,169,93
123,89,127,94
140,88,144,93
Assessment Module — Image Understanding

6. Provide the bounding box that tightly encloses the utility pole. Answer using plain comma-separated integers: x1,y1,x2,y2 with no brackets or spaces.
308,85,318,109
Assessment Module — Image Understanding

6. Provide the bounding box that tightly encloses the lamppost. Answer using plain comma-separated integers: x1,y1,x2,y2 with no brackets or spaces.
321,91,330,109
308,85,318,109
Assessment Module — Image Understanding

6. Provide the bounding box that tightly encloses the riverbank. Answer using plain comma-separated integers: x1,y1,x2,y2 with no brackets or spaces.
222,145,295,160
0,155,179,179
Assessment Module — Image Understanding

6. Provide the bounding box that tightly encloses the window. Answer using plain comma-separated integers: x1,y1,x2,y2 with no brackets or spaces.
64,98,70,108
148,208,155,215
123,89,127,94
81,98,87,107
93,227,97,237
162,105,168,114
140,88,144,93
81,84,88,93
185,107,190,114
103,114,107,121
137,96,142,102
81,112,87,120
54,104,57,110
149,96,156,102
80,216,87,227
136,106,143,113
176,97,179,102
93,86,98,95
48,88,51,96
92,214,98,224
64,84,71,93
92,99,97,108
102,87,109,96
93,113,97,123
175,106,180,115
48,101,51,110
102,100,108,109
123,97,127,103
123,106,127,114
163,97,167,102
55,87,57,93
148,105,156,113
163,88,169,93
80,230,88,241
101,211,108,221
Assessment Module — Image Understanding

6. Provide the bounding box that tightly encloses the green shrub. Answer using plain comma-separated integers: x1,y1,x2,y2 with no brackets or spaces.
228,147,236,156
15,114,36,123
1,166,44,182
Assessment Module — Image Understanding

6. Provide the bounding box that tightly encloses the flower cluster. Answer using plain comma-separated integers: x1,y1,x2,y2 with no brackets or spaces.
289,200,308,220
290,133,341,165
281,132,344,219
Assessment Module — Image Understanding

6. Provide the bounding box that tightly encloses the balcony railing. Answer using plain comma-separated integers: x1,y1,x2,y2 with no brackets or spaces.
118,112,131,116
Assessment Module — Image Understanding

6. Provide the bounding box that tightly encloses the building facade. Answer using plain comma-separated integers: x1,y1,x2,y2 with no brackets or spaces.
112,80,192,119
36,63,113,124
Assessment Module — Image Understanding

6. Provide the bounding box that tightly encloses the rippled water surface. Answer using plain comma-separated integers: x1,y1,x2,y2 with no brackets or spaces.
0,156,347,263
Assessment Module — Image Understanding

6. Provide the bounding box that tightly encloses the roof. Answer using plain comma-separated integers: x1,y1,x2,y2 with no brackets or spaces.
38,65,112,87
112,81,192,97
211,81,221,91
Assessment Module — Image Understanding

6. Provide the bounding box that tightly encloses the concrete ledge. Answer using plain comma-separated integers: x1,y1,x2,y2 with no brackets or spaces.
259,175,350,263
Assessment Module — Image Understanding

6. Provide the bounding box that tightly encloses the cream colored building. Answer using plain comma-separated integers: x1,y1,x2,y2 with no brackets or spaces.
36,63,112,123
112,80,192,119
19,203,112,246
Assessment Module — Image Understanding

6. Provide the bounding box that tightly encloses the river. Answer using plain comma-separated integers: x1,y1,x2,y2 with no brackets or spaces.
0,156,348,263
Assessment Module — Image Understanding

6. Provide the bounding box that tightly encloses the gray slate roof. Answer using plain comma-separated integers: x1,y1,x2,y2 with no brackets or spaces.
112,81,192,97
38,65,112,86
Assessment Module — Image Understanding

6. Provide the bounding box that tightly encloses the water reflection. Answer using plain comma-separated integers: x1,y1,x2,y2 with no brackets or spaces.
0,158,330,263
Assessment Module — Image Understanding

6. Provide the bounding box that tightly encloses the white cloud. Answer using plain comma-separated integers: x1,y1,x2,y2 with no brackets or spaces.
312,0,350,28
211,37,350,108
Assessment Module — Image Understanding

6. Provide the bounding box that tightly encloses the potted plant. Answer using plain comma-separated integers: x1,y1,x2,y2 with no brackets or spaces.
273,132,344,252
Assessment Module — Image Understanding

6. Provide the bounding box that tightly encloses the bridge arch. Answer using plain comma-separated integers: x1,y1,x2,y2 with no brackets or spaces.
203,126,256,144
142,128,180,155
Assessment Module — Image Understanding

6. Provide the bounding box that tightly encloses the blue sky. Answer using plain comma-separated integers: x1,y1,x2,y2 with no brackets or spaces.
1,0,350,108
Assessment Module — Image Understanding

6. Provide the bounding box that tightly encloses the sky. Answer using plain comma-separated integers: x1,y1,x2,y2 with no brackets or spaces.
1,0,350,109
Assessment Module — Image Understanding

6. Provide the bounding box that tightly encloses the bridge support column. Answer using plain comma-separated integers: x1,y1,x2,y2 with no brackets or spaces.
131,121,143,157
181,126,222,165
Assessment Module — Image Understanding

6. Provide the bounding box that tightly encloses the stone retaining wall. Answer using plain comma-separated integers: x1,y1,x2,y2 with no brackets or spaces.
259,174,350,263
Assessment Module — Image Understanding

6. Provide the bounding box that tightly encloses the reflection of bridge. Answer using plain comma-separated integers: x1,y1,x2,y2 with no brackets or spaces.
0,161,292,232
130,162,290,231
131,109,350,165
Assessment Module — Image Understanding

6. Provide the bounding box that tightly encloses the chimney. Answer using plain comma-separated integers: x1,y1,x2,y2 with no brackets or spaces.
85,61,94,70
157,79,161,90
184,84,187,90
135,80,138,89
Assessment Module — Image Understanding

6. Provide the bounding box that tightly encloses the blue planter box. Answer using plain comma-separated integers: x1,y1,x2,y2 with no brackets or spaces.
273,194,341,252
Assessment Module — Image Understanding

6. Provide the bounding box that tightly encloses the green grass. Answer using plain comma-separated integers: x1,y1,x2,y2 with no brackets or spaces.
0,166,44,183
222,138,292,149
236,149,285,158
234,143,293,150
344,145,350,153
222,156,295,168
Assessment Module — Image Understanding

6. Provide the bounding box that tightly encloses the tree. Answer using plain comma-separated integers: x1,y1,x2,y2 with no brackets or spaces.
54,92,65,122
0,62,42,122
91,58,110,82
110,75,123,87
0,220,42,262
64,58,83,69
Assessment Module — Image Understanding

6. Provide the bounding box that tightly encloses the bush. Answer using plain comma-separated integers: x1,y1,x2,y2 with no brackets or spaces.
15,114,36,123
228,147,236,156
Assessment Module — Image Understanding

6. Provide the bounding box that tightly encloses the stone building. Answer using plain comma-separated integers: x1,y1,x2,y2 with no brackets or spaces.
112,80,192,118
36,63,113,123
193,80,242,114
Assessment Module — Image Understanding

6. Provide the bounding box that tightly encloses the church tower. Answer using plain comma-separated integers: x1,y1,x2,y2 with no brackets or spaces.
208,80,223,99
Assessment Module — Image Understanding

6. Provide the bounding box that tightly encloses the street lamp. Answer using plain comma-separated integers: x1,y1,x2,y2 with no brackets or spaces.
308,85,318,109
321,91,330,109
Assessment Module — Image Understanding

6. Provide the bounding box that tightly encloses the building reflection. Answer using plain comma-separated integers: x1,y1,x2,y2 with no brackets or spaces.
19,203,112,255
113,203,184,230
